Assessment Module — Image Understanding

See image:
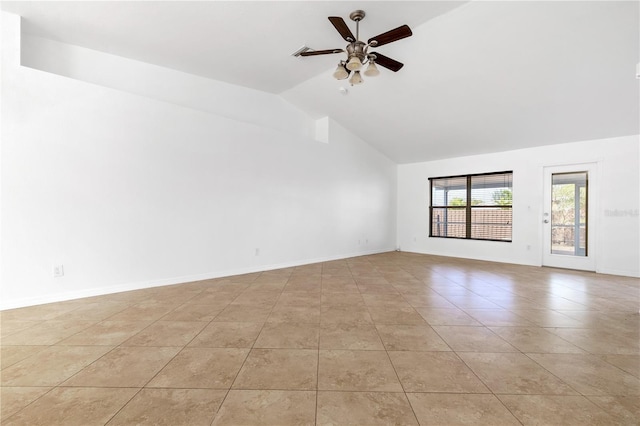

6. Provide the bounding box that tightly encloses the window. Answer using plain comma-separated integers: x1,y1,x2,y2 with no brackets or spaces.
429,171,513,242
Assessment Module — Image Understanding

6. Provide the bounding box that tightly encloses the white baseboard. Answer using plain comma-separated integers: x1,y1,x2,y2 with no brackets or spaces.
596,267,640,278
403,248,640,278
0,247,394,310
398,248,539,268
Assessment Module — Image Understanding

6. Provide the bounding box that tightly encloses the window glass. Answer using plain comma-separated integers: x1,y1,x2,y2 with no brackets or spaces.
429,171,513,242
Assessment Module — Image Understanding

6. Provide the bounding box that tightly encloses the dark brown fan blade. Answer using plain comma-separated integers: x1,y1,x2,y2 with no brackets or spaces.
299,49,344,56
368,24,412,47
328,16,356,42
371,53,404,72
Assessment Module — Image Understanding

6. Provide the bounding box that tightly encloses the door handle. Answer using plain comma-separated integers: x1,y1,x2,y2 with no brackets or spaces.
543,219,549,223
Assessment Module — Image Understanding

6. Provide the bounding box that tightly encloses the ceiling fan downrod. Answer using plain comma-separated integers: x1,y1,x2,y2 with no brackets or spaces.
350,10,365,41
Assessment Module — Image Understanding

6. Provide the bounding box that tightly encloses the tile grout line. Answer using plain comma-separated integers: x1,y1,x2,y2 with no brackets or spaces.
103,291,220,425
208,269,294,424
207,272,265,425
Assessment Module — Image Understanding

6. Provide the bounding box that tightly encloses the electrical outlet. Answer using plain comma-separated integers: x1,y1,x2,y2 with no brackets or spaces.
53,264,64,278
255,248,260,256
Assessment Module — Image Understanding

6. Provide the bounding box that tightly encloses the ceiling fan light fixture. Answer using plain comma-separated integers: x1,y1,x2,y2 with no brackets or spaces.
346,55,362,71
333,62,349,80
349,70,363,85
364,60,380,77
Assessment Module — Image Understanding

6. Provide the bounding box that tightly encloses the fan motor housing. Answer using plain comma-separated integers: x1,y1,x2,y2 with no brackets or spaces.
346,41,367,62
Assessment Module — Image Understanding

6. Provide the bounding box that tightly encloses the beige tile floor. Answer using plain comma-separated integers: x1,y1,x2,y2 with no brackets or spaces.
1,252,639,425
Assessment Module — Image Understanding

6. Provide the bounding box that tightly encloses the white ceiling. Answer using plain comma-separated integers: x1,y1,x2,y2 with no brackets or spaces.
2,1,639,163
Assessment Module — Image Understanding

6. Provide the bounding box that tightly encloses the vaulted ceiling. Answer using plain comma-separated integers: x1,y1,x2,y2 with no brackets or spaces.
2,1,638,163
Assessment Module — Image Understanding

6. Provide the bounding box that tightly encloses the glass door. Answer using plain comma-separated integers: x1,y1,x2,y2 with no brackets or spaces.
543,164,597,271
551,172,588,256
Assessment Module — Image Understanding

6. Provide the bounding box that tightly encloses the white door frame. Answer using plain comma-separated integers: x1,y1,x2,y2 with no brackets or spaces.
542,162,598,272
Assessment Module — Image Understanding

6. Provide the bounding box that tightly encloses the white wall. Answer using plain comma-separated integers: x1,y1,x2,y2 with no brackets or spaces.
397,135,640,277
1,13,397,309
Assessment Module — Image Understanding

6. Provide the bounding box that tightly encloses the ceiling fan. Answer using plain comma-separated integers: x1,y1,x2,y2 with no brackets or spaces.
299,10,412,85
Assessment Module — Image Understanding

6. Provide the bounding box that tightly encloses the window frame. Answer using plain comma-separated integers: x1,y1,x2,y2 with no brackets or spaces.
429,170,513,242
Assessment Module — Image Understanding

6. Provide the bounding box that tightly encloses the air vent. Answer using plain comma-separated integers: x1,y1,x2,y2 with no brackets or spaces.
291,45,312,57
